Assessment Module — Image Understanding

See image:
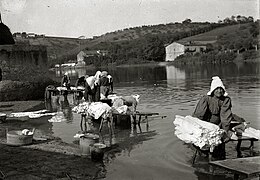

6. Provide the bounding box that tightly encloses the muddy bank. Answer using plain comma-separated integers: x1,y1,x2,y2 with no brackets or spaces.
0,101,104,180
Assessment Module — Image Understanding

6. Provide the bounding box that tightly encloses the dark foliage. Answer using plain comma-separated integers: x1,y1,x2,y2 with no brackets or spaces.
216,22,259,52
174,51,237,64
0,23,15,45
0,66,58,101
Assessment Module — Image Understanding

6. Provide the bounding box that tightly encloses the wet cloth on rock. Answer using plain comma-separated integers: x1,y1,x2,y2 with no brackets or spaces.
173,115,225,152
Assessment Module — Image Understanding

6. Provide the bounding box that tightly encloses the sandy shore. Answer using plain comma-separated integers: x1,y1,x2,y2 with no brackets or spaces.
0,101,103,180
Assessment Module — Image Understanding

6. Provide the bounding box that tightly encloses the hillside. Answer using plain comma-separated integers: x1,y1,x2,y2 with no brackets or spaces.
13,21,220,66
14,36,89,65
57,22,224,64
12,18,257,66
179,23,248,42
96,22,214,42
174,21,259,64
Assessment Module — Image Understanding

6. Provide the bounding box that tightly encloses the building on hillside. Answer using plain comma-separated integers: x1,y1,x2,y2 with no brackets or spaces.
21,32,27,38
27,33,36,38
165,42,185,61
13,32,22,39
165,41,212,61
97,50,109,56
76,51,86,66
184,43,207,54
76,49,109,66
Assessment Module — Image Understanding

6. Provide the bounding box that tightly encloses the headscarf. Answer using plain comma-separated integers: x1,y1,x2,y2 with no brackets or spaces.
207,76,228,96
86,76,95,89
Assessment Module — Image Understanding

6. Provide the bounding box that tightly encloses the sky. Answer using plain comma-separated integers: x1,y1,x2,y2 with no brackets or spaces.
0,0,259,38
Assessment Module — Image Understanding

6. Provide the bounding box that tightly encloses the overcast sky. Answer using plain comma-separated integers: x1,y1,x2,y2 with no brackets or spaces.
0,0,259,38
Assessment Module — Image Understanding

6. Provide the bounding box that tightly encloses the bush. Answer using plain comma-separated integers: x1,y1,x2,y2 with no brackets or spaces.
0,79,57,101
174,51,237,64
242,50,259,60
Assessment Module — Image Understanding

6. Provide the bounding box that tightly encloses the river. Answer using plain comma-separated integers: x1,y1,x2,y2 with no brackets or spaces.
41,62,260,179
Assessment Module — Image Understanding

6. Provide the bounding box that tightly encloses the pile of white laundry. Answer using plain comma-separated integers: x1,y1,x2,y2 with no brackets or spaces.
173,115,225,151
72,102,112,119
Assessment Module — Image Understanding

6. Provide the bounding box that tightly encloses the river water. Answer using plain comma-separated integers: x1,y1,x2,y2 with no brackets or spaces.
41,62,260,179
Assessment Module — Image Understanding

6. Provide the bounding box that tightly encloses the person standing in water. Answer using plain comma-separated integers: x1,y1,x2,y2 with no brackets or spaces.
61,72,71,97
193,76,246,159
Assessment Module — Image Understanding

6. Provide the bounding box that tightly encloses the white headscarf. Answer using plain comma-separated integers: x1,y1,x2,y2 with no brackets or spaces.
86,76,95,89
207,76,228,96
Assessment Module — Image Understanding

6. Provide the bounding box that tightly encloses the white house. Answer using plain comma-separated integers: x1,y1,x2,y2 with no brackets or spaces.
165,41,211,61
165,42,185,61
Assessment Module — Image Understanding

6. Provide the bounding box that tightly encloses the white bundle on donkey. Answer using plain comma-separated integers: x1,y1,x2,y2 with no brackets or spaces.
173,115,225,152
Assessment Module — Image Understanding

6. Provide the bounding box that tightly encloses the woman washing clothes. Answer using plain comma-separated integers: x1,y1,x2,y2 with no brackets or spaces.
193,76,246,159
61,72,71,97
75,76,86,100
99,71,110,99
84,71,102,102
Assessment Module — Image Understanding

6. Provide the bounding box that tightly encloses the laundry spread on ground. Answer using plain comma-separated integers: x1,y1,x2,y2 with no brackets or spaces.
8,110,56,119
48,111,66,122
173,115,225,151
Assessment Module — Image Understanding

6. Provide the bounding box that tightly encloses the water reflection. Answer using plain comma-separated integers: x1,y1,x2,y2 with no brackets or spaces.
45,95,74,124
46,62,260,180
102,124,158,162
173,62,260,80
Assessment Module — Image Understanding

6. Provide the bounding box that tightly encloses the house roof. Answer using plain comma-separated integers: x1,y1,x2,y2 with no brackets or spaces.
177,40,216,46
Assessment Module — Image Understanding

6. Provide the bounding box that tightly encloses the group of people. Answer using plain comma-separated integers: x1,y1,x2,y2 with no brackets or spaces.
61,70,113,102
62,71,247,159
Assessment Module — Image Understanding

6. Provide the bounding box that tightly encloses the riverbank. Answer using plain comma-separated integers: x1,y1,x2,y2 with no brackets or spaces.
0,101,103,180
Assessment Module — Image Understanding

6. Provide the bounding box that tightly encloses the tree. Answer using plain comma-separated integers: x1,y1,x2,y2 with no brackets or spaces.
234,40,243,53
141,35,165,61
223,17,231,24
182,18,192,24
0,13,15,45
242,37,253,50
248,16,254,22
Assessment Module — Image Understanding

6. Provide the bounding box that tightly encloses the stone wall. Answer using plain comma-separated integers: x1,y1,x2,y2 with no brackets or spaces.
0,45,48,67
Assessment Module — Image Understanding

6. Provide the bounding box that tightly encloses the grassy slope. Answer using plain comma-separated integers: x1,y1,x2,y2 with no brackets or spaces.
179,24,247,42
13,23,248,65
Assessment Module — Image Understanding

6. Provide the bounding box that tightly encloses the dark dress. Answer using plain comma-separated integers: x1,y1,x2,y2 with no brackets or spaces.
99,76,110,98
193,95,233,132
193,95,234,159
